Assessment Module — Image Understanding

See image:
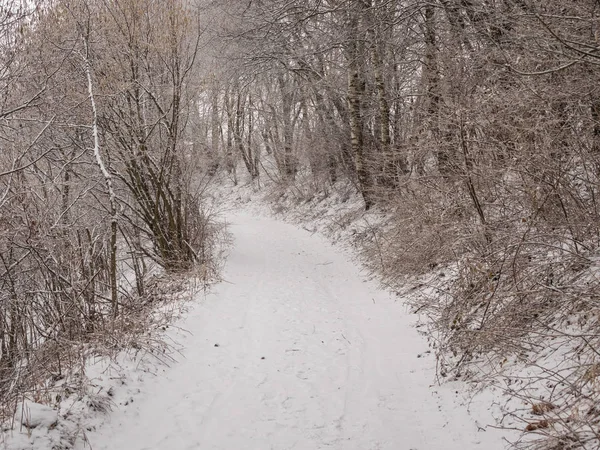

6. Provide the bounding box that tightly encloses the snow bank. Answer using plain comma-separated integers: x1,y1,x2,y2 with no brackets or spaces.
13,401,58,430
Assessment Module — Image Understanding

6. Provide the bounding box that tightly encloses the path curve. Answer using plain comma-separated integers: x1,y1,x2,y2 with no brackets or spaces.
87,211,507,450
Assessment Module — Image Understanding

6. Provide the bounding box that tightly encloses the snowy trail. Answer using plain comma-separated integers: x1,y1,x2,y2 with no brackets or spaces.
87,211,508,450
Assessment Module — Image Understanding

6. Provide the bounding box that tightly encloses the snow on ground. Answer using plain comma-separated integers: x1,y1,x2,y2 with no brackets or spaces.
80,210,516,450
13,401,58,431
1,293,198,450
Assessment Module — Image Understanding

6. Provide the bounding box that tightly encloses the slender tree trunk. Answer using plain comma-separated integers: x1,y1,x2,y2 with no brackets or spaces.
224,87,237,181
372,38,399,187
278,73,296,178
82,33,118,318
591,96,600,173
209,84,220,175
347,2,373,209
423,4,449,176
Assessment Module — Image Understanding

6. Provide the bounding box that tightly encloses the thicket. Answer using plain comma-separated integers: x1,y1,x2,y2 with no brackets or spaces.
198,1,600,448
0,0,216,423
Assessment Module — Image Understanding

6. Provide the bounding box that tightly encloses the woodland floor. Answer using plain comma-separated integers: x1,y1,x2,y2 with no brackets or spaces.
82,209,513,450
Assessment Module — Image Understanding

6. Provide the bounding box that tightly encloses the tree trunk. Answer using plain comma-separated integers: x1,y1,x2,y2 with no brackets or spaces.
209,84,220,175
82,32,118,318
347,1,373,209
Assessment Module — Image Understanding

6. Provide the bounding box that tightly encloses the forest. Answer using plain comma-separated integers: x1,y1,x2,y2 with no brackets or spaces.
2,0,600,448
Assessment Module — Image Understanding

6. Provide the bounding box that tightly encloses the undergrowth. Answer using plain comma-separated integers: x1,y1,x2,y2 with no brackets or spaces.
0,212,229,445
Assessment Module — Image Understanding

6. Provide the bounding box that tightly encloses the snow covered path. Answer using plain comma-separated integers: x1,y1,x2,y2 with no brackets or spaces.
87,211,508,450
